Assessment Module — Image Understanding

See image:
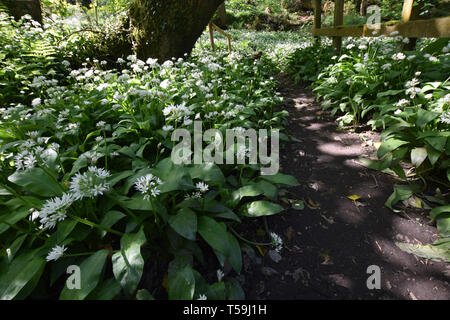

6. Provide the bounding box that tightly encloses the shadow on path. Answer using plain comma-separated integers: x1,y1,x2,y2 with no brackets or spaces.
240,75,450,300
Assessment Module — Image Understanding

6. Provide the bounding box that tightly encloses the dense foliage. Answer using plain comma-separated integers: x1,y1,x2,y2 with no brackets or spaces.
287,35,450,253
0,12,300,300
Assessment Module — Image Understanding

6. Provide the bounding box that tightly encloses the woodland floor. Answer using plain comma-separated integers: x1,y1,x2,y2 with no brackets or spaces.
237,74,450,300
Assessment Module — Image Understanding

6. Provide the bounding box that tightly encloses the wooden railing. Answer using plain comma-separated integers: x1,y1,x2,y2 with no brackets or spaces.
208,22,232,54
312,0,450,50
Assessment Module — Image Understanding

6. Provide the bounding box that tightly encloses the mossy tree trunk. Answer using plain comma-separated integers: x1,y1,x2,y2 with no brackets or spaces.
216,2,227,28
129,0,224,62
0,0,42,23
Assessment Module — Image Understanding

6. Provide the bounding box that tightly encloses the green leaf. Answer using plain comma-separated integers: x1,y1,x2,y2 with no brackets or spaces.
8,168,63,197
207,282,226,300
0,208,30,234
112,228,146,296
60,250,109,300
377,139,409,158
410,147,427,167
87,278,122,300
424,136,447,152
430,205,450,221
261,173,299,186
385,184,420,212
188,163,225,185
197,216,229,255
168,266,195,300
436,213,450,237
226,278,245,300
168,208,197,241
0,253,45,300
226,232,242,273
416,109,439,128
396,242,450,262
100,210,126,238
136,289,155,300
240,200,284,217
56,219,78,243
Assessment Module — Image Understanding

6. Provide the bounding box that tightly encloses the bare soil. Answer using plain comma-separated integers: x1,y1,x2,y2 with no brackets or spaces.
237,75,450,300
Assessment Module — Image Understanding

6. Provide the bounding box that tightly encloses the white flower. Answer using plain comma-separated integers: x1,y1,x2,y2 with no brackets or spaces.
69,167,111,200
46,245,67,262
134,174,163,200
38,193,75,229
381,63,392,70
392,52,406,60
32,98,41,107
197,294,207,300
424,93,433,100
162,125,174,131
196,181,209,193
160,79,171,89
217,269,224,282
440,112,450,124
96,121,106,129
270,232,283,253
395,99,410,107
405,78,420,88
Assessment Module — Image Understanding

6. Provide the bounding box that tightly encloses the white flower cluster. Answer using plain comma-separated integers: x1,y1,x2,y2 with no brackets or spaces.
46,245,67,262
440,112,450,125
134,173,163,200
270,232,283,253
69,166,111,200
162,103,193,123
185,181,209,200
38,193,76,229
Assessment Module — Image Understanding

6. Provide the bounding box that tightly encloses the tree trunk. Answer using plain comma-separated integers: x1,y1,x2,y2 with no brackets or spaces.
360,0,368,16
216,2,227,28
0,0,42,23
354,0,362,14
129,0,225,62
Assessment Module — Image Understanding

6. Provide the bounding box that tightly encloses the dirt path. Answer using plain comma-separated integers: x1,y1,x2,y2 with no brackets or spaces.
238,75,450,300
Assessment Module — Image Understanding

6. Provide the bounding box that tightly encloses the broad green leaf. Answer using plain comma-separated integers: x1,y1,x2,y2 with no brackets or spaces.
226,232,242,273
99,210,126,238
8,168,63,197
396,242,450,262
0,208,30,234
410,147,427,167
136,289,155,300
385,184,420,212
377,139,408,158
168,208,197,241
168,266,195,300
207,282,226,300
261,173,299,186
424,136,447,152
436,213,450,237
0,252,45,300
430,205,450,221
56,219,78,243
188,163,225,185
197,216,229,255
226,278,245,300
87,278,122,300
112,228,146,296
240,200,284,217
416,109,439,128
60,250,109,300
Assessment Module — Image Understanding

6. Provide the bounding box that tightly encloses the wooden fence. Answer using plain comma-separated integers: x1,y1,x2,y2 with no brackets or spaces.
312,0,450,51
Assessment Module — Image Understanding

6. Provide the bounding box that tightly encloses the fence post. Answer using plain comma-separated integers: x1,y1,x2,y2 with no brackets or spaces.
401,0,422,50
314,0,322,42
333,0,344,51
208,22,215,52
